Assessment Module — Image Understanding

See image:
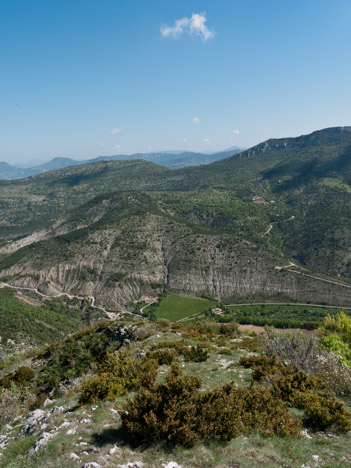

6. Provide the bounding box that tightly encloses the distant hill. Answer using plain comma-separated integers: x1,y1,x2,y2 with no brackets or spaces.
0,127,351,309
0,147,244,180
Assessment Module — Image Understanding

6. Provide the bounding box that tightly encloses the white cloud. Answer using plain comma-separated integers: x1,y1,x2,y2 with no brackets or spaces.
232,129,240,135
161,12,215,42
113,144,121,150
100,142,104,148
193,117,200,124
110,128,121,135
204,138,211,143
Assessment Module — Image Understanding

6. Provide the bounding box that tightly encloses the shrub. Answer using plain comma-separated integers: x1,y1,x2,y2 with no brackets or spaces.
262,329,320,374
152,340,186,354
79,350,158,403
80,373,125,403
301,392,351,432
319,311,351,343
0,366,35,388
218,348,232,356
148,348,177,365
120,364,301,446
183,345,209,363
232,336,259,352
239,355,280,381
218,322,239,337
0,385,35,427
199,383,301,440
319,333,351,365
315,352,351,396
272,365,323,406
121,364,201,446
239,352,351,432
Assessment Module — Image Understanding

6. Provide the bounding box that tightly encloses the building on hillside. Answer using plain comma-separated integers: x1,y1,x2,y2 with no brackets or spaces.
140,296,154,303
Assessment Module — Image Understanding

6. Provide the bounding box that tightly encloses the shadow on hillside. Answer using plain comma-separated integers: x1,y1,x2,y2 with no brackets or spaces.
91,427,177,453
91,427,126,447
261,144,351,192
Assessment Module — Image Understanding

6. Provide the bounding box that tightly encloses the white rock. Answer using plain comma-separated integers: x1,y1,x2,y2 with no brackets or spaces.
300,429,312,439
83,463,102,468
45,406,64,418
312,455,320,462
0,436,8,449
57,421,70,430
30,431,55,453
19,409,46,435
162,463,182,468
43,398,53,407
70,453,80,460
109,445,120,455
67,427,77,435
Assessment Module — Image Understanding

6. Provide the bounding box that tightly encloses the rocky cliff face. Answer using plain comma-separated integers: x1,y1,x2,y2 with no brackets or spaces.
3,213,351,309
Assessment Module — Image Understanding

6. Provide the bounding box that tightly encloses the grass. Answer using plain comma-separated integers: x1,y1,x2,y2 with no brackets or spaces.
321,178,351,192
156,293,218,321
2,321,351,467
2,351,351,467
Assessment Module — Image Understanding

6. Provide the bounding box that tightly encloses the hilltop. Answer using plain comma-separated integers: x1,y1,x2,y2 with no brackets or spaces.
1,316,351,467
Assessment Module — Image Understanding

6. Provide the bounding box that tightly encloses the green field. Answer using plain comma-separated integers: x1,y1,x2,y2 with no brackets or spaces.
321,177,351,192
224,303,351,329
156,293,217,321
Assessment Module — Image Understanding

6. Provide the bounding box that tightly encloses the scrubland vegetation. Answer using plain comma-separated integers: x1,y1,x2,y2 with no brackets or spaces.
1,312,351,467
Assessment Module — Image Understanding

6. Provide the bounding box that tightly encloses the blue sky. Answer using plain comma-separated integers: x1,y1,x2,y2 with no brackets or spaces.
1,0,351,164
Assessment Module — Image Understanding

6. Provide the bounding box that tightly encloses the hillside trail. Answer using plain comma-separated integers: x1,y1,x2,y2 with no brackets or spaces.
274,261,351,289
0,281,112,317
139,299,157,314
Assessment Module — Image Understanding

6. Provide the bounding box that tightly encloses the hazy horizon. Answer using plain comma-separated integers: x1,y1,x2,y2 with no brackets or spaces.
1,0,351,164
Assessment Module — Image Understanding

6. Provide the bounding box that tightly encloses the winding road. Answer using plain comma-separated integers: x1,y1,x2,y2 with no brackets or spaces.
0,281,110,317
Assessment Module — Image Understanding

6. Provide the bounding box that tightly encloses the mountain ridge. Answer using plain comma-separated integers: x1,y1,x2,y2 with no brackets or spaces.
0,147,244,180
0,126,351,310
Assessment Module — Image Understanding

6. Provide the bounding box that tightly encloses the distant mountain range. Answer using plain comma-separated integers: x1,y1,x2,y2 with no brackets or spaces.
0,147,243,180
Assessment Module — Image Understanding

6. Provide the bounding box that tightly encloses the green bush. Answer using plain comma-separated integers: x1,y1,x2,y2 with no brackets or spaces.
0,366,35,388
301,392,351,432
239,353,351,432
272,365,323,406
319,312,351,342
120,364,301,446
121,364,201,446
239,355,280,381
80,372,125,403
79,350,158,403
232,336,259,352
183,345,209,362
148,348,177,365
199,382,301,440
319,333,351,365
